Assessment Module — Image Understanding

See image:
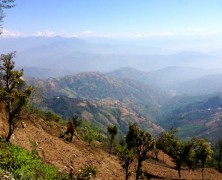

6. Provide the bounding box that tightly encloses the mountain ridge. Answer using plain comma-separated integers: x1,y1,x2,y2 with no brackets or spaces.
1,36,222,73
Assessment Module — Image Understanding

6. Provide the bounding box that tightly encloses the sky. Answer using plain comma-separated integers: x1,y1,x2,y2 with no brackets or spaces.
2,0,222,50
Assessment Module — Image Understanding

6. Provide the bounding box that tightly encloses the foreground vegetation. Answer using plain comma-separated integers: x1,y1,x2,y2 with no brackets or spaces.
0,141,66,179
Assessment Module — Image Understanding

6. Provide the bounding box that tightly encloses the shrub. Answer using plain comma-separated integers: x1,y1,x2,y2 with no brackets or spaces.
76,166,97,180
78,121,102,145
0,143,67,179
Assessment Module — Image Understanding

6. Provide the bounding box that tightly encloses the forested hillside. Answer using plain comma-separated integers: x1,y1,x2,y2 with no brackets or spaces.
160,95,222,141
38,96,163,136
24,66,222,143
26,71,166,121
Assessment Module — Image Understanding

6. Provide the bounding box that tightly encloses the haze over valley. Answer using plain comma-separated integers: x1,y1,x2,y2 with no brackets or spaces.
1,36,222,76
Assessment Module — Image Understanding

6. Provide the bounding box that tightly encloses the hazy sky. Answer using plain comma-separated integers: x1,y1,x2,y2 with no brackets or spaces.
2,0,222,50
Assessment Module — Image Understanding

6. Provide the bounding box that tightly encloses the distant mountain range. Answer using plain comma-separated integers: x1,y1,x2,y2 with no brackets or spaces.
1,36,222,75
108,66,222,96
23,65,222,98
173,74,222,95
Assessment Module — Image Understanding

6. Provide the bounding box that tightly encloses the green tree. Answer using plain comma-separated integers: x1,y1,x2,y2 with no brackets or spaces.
107,125,118,156
79,121,101,145
117,145,134,180
125,124,155,180
0,0,15,33
156,128,187,179
0,52,32,142
214,139,222,172
171,141,186,179
191,137,213,180
183,141,196,171
71,114,82,129
156,128,178,156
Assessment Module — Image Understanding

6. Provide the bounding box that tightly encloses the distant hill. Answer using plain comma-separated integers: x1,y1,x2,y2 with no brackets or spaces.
22,65,222,97
159,95,222,141
18,67,74,79
145,66,219,87
173,74,222,95
27,71,166,122
107,66,222,96
38,96,163,136
107,67,148,83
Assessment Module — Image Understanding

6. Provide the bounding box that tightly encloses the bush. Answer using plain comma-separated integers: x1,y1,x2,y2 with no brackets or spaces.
28,107,62,123
0,143,67,179
78,121,102,145
75,166,97,180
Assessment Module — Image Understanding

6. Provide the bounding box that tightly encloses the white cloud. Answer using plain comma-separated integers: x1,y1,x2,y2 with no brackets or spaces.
32,29,176,39
1,29,23,37
121,32,175,39
2,28,222,39
35,29,57,37
70,31,175,39
80,30,94,36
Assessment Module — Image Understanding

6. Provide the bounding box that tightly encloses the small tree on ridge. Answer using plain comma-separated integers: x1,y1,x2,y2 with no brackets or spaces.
126,124,155,180
107,125,118,156
0,52,32,142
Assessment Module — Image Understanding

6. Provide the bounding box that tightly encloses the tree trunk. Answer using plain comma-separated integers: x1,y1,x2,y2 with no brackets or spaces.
155,150,159,161
178,167,181,179
109,135,114,156
6,118,14,142
201,167,204,180
136,159,142,180
176,162,182,179
218,150,222,172
125,166,129,180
